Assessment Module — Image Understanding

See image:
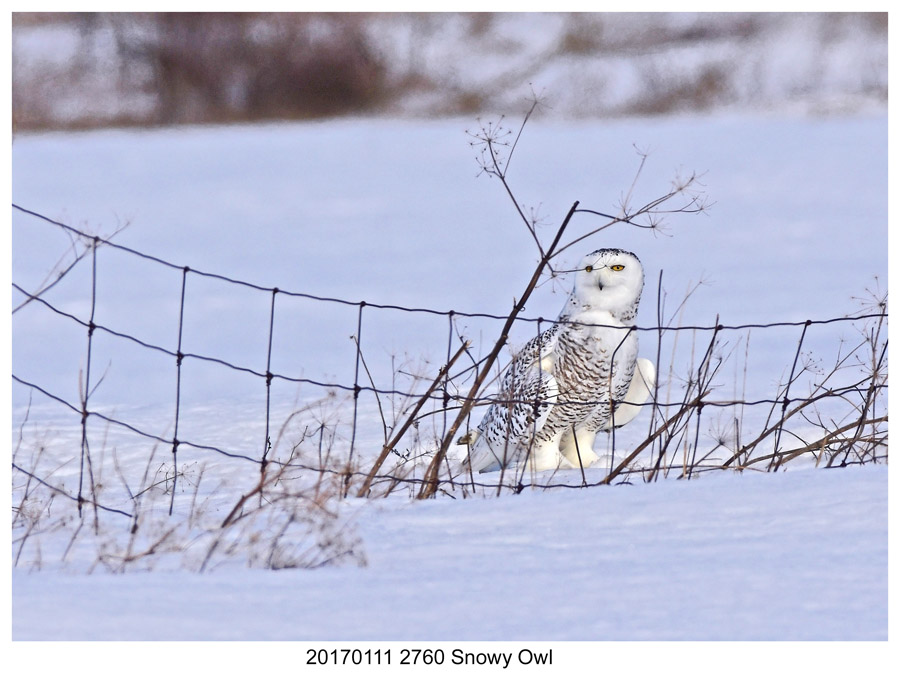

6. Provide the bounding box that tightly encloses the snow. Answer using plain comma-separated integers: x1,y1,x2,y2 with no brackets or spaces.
11,114,888,408
13,465,886,641
7,110,891,688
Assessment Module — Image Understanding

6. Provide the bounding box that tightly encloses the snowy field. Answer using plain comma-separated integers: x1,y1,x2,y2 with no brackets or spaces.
12,465,888,640
8,109,890,689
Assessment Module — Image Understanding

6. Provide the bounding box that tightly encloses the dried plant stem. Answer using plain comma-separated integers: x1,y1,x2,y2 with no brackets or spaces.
418,200,580,499
602,391,711,485
357,340,470,497
740,415,887,470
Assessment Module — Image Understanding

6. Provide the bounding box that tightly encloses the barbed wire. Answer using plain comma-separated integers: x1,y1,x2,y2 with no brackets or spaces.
11,203,889,512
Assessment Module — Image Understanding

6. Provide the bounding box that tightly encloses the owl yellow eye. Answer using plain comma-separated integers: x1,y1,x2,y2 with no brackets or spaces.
585,265,593,272
610,264,625,271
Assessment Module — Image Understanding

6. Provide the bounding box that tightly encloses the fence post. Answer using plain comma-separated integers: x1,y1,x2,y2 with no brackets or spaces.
348,301,365,472
77,238,101,528
769,319,811,471
170,266,190,515
261,287,279,480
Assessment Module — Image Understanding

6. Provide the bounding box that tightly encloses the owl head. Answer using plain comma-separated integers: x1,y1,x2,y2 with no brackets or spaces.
570,248,644,320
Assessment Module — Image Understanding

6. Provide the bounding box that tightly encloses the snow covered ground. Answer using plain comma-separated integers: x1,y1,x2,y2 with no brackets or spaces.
8,108,890,690
12,465,887,641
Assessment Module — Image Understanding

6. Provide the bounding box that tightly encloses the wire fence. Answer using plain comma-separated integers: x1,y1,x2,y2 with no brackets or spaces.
11,203,889,516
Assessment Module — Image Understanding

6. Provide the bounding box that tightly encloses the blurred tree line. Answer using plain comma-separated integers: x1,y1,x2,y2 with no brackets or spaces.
116,13,386,123
12,12,888,131
14,12,388,127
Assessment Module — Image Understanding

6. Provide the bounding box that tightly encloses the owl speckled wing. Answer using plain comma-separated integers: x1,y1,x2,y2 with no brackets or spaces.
460,324,560,473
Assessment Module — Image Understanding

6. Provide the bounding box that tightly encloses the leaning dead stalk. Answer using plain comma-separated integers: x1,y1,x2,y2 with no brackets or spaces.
417,201,580,498
357,340,470,497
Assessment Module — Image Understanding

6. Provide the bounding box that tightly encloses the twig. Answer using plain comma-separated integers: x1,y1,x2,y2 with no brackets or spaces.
418,200,580,499
358,340,470,497
11,462,133,518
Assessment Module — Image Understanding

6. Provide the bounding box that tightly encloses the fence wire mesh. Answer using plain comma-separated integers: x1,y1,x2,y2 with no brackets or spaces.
12,203,888,518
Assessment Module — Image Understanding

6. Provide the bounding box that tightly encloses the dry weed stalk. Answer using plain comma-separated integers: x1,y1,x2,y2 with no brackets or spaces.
357,340,470,497
617,299,888,482
11,394,367,572
200,463,366,573
412,100,706,497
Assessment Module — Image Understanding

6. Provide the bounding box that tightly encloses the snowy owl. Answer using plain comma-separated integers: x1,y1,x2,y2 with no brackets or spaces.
460,248,655,473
